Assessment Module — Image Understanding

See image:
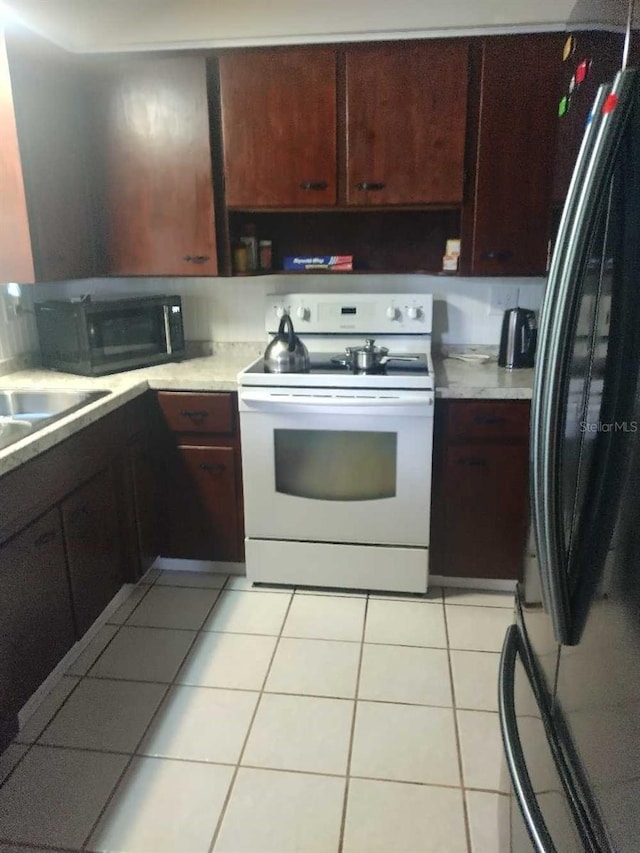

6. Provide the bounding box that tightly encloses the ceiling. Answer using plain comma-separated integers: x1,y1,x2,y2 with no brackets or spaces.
0,0,580,53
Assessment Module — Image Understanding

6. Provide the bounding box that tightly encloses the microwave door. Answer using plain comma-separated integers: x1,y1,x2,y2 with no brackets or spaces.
90,306,167,366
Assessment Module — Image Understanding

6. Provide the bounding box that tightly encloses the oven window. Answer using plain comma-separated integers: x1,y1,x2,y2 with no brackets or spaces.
90,308,163,362
274,429,397,501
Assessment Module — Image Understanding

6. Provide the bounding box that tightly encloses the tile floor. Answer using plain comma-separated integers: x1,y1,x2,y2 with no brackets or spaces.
0,570,515,853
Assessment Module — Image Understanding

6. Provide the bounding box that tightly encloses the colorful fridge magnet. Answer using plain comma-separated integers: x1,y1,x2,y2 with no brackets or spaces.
559,94,571,117
575,58,592,85
563,36,576,61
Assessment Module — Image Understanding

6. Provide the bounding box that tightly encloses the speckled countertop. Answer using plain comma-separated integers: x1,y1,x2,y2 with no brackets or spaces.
0,343,535,477
0,343,263,478
433,348,534,400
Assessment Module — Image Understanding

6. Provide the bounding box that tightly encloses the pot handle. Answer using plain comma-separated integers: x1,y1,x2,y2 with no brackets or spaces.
278,314,296,352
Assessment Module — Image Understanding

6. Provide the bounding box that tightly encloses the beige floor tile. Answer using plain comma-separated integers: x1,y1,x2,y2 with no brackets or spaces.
88,757,233,853
343,778,467,853
0,745,28,785
466,790,511,853
364,599,447,647
242,693,353,775
140,686,258,764
282,594,366,642
350,701,459,786
155,570,229,589
89,626,196,683
177,632,277,690
203,589,291,635
126,585,221,630
106,585,151,625
0,745,127,849
213,768,345,853
445,587,515,608
446,605,513,652
67,624,119,675
225,576,290,593
451,650,501,711
457,709,508,792
265,637,361,699
359,644,452,706
38,678,166,753
15,677,80,744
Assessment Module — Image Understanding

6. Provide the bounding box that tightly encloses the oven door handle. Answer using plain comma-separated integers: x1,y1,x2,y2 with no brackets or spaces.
239,390,434,416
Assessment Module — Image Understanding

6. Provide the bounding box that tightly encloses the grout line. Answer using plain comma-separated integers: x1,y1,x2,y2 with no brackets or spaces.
443,598,474,853
78,575,232,850
206,589,296,853
337,593,369,853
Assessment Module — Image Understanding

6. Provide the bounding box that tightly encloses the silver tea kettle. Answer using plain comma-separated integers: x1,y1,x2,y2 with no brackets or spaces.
264,314,310,373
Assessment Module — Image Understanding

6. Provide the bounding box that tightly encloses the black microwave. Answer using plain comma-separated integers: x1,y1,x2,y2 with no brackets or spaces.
35,295,185,376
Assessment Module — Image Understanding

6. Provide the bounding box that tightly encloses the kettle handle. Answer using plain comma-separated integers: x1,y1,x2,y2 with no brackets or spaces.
278,313,296,352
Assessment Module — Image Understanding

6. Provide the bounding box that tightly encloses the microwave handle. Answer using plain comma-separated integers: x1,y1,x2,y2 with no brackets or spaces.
163,305,173,355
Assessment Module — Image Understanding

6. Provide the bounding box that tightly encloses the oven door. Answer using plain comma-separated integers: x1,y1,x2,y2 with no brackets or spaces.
239,389,434,547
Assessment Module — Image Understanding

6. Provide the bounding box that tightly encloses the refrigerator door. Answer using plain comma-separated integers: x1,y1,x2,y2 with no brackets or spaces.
499,625,594,852
551,77,640,853
531,68,638,644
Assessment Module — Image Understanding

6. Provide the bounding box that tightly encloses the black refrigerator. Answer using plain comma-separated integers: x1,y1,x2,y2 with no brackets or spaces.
499,12,640,853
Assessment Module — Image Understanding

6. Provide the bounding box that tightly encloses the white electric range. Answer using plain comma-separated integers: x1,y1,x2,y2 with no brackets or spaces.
237,293,435,592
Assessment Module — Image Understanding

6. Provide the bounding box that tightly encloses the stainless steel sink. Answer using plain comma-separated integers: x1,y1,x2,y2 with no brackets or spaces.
0,389,110,451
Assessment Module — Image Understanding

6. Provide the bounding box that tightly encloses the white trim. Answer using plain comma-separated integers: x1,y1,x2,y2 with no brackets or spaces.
430,575,517,592
152,556,246,577
17,583,135,728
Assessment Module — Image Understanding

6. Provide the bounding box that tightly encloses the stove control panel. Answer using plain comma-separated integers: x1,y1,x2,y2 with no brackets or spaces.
266,293,433,334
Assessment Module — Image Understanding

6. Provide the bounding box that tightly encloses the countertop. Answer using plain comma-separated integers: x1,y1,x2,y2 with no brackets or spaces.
0,343,534,478
433,349,534,401
0,343,263,478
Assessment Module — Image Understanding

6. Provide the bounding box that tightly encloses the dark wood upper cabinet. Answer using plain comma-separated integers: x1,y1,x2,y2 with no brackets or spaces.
218,47,337,208
344,41,469,206
91,56,218,276
463,34,563,276
0,28,94,283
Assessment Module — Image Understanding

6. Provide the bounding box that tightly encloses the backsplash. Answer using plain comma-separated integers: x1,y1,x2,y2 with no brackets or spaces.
34,274,545,347
0,285,39,372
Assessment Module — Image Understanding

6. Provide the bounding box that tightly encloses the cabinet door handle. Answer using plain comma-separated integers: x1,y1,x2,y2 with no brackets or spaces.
198,462,226,475
355,182,386,191
456,457,488,467
299,181,328,191
180,409,209,422
473,415,507,426
33,529,57,547
481,250,513,261
183,255,210,264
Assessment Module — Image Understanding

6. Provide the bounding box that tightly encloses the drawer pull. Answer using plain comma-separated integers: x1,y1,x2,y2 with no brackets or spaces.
355,181,386,191
456,457,487,467
183,255,210,264
198,462,226,475
180,409,209,422
33,529,56,547
300,181,328,191
481,250,513,261
472,415,507,426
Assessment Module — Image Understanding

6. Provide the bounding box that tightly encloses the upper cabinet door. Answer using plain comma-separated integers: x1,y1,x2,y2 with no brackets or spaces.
93,56,217,276
219,47,337,208
467,35,562,275
344,41,469,206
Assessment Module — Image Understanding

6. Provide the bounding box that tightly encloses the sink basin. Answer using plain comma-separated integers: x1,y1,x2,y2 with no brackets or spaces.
0,389,109,452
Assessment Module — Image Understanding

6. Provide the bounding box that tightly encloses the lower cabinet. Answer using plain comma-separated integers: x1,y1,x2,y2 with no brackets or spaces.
155,392,244,562
61,465,124,637
0,393,157,748
0,509,75,742
431,399,530,580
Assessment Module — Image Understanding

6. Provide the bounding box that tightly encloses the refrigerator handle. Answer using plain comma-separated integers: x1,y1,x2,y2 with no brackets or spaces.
531,71,638,645
499,626,557,853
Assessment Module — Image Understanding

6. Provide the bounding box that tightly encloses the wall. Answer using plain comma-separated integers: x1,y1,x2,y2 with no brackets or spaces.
34,275,546,348
0,284,38,371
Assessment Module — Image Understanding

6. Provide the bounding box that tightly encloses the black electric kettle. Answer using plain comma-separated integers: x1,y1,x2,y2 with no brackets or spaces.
498,308,537,369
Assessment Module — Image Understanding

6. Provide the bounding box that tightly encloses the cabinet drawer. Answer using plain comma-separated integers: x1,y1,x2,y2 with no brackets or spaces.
156,392,235,435
447,401,530,441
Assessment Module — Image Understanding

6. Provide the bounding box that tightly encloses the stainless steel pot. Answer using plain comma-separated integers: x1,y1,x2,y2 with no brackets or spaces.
263,314,310,373
335,338,420,372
